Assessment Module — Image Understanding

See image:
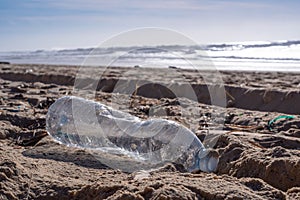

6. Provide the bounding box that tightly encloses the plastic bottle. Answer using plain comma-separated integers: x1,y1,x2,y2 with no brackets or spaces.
46,96,219,172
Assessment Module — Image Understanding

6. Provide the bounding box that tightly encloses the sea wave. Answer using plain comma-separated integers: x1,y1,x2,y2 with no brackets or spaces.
1,40,300,71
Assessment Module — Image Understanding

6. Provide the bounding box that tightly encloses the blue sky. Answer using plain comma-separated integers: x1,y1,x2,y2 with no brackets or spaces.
1,0,300,51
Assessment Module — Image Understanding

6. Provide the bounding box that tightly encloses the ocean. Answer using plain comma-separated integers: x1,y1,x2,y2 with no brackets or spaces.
1,40,300,72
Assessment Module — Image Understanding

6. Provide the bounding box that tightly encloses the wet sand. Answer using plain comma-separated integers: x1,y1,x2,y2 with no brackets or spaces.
0,63,299,199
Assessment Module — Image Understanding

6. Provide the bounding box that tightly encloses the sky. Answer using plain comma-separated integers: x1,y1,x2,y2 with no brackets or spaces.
1,0,300,51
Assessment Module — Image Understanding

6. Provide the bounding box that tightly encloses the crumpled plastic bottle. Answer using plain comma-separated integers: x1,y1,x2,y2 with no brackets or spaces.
46,96,219,172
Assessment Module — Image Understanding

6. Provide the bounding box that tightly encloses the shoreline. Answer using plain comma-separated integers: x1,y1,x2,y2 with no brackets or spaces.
4,61,300,73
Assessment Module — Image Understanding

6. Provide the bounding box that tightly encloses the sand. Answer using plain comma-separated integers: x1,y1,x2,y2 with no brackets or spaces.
0,63,299,199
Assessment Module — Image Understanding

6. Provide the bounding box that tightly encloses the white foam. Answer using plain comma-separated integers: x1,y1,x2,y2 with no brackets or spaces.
1,40,300,71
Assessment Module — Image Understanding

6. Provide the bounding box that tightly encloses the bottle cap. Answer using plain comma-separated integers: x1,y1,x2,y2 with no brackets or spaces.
207,154,219,172
198,150,219,172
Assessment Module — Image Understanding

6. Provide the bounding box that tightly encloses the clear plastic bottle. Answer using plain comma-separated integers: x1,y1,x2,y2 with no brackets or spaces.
46,96,219,172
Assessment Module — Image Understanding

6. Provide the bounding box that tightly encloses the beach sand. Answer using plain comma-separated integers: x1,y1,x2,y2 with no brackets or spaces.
0,63,299,199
